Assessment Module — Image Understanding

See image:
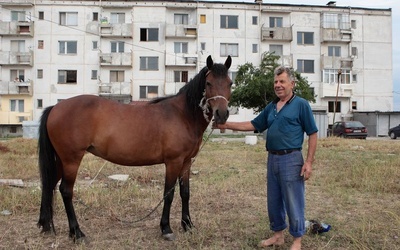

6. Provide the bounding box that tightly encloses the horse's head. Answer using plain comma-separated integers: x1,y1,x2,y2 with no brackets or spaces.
204,55,232,125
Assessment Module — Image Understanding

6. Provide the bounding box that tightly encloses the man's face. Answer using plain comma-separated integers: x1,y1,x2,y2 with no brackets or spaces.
274,72,294,100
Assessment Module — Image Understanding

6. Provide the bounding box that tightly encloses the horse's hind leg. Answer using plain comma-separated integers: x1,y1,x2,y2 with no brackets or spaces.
59,160,86,243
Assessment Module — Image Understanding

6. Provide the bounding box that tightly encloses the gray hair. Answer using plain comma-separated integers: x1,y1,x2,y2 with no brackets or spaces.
274,66,296,82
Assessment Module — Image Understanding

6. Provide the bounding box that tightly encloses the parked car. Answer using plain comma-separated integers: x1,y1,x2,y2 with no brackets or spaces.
388,124,400,139
330,121,368,139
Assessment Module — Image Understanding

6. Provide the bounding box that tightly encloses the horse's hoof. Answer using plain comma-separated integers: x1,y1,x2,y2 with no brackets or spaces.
162,233,176,241
74,236,89,245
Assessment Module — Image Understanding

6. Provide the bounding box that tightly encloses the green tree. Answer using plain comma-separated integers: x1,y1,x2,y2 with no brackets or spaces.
229,52,316,113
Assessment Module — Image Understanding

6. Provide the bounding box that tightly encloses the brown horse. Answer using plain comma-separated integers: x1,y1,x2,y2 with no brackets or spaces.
37,55,232,242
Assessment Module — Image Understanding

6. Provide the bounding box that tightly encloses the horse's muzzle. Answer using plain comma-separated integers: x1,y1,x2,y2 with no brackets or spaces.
213,108,229,125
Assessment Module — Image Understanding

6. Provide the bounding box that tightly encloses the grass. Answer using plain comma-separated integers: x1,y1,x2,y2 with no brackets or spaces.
0,137,399,249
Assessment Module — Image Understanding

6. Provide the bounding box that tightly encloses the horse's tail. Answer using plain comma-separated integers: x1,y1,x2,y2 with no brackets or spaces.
37,106,57,233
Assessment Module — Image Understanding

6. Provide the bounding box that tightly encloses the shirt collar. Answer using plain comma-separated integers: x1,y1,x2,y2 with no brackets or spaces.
273,92,296,104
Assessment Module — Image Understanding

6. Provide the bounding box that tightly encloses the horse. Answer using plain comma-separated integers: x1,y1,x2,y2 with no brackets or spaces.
37,55,232,242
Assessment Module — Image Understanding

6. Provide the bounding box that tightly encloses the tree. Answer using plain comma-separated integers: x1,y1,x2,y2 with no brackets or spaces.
229,52,316,113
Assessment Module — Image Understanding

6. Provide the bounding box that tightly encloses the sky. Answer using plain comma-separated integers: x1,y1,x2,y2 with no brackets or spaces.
209,0,400,110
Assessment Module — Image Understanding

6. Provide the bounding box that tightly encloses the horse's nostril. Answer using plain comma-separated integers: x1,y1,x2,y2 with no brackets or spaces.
216,110,220,117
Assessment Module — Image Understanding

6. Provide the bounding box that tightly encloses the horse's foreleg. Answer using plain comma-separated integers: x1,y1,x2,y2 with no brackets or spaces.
59,165,86,243
179,162,193,232
160,165,178,241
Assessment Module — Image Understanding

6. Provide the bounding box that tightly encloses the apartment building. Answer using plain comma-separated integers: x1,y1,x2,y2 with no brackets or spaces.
0,0,393,137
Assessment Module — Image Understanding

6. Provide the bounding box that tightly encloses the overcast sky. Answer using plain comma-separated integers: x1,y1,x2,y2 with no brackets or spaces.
208,0,400,110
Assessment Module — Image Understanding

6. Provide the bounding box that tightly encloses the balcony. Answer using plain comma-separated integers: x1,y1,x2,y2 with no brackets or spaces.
261,27,292,42
165,24,197,38
276,55,293,68
0,51,33,66
321,28,352,43
0,80,33,96
100,23,132,38
165,54,197,66
0,21,34,36
320,82,353,98
321,56,353,69
99,52,132,66
98,82,131,95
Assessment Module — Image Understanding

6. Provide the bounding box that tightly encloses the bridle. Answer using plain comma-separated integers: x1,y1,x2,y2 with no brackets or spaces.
199,70,229,123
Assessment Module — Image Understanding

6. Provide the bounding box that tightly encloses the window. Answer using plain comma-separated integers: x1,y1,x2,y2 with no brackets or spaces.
352,74,357,82
140,28,159,41
174,71,188,83
59,41,77,54
322,13,350,29
110,70,124,82
91,70,97,80
269,17,283,27
328,101,341,113
351,20,356,29
140,57,158,70
39,11,44,20
174,42,188,53
10,40,25,52
352,101,357,110
270,44,283,57
92,41,98,50
58,70,77,84
11,69,25,82
220,43,238,57
111,41,125,52
140,86,158,99
297,60,314,73
37,69,43,79
220,15,238,29
252,44,258,53
323,69,351,84
10,100,24,112
38,40,44,49
328,46,341,57
59,12,78,26
252,16,258,25
110,13,125,24
11,11,25,21
297,32,314,45
174,14,189,25
351,47,358,57
200,42,206,51
93,12,98,21
37,99,43,109
200,14,206,24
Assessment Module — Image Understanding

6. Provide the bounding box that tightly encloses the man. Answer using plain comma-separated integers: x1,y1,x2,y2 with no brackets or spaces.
214,66,318,250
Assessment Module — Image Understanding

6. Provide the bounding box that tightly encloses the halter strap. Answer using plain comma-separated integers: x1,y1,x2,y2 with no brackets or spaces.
199,92,228,123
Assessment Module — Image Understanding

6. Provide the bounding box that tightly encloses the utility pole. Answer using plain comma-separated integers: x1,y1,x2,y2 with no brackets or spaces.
332,69,342,125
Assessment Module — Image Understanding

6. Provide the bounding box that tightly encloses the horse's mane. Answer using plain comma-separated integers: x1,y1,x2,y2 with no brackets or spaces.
150,63,229,115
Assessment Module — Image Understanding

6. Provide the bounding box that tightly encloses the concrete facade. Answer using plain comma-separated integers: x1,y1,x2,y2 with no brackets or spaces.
0,0,393,137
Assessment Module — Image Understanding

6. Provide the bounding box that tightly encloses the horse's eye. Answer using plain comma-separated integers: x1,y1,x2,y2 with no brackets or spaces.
230,82,233,87
206,82,212,87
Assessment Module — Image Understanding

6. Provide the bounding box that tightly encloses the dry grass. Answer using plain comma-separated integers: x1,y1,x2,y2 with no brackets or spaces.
0,137,399,249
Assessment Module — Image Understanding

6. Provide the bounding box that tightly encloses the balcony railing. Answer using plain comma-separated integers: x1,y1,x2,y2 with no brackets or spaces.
321,28,352,43
320,82,353,98
165,24,197,38
261,27,292,42
100,23,132,37
0,80,33,95
0,21,34,36
99,52,132,66
321,56,353,69
165,54,197,66
0,51,33,66
98,81,131,95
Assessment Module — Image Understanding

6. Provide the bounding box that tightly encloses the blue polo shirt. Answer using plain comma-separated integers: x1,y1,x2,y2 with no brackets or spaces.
251,95,318,151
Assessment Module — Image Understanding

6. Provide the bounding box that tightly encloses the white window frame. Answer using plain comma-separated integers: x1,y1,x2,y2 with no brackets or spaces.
174,13,189,25
220,43,238,57
140,86,158,99
140,57,159,71
59,41,77,54
59,12,78,26
174,42,188,53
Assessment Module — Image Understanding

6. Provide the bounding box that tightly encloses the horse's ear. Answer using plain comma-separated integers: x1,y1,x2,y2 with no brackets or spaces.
206,55,213,69
225,55,232,70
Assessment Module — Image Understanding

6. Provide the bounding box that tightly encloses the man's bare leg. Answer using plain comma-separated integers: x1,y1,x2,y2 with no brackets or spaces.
258,231,284,248
290,237,302,250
